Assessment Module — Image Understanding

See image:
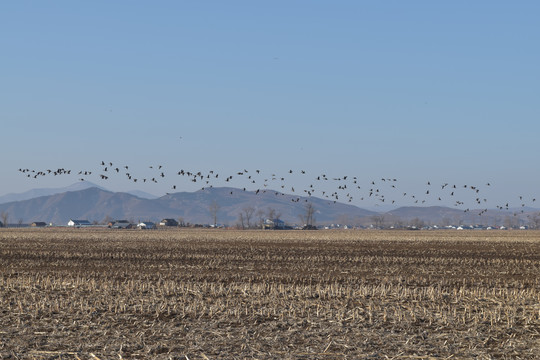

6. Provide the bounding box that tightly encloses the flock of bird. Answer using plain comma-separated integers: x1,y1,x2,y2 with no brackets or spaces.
17,161,537,217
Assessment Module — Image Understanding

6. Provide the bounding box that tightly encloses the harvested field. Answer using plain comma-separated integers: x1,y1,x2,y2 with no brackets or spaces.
1,228,539,359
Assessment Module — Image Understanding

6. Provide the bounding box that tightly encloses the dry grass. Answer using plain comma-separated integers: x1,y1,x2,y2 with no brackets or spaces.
1,228,539,359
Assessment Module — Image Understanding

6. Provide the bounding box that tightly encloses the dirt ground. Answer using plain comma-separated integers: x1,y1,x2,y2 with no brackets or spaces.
1,228,539,359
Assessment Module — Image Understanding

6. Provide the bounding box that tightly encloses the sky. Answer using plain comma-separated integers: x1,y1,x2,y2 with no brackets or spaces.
1,1,539,211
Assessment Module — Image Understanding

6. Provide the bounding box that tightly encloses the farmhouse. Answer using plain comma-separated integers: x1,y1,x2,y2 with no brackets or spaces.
159,218,178,227
68,219,92,227
263,218,285,230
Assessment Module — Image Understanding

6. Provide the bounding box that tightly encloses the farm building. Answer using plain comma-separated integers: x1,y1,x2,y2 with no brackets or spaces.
68,219,92,227
137,221,156,230
31,222,47,227
108,220,132,229
159,218,178,227
263,218,286,230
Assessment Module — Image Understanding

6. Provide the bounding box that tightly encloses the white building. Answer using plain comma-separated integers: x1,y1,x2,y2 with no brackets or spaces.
263,218,285,229
137,221,156,229
68,219,92,227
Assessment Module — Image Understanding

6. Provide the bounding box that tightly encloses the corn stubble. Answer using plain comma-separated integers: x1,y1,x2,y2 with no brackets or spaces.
1,228,539,359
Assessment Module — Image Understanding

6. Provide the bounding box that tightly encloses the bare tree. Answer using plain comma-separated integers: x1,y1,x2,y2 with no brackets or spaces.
209,201,220,227
299,202,316,228
256,209,265,228
1,211,9,227
410,217,424,229
336,214,352,227
266,207,277,221
102,215,113,225
528,213,540,229
18,218,24,226
242,206,255,228
264,207,282,229
390,217,404,229
238,212,245,230
441,217,451,227
453,215,463,226
503,215,520,229
178,217,185,227
306,202,315,227
503,216,512,229
371,214,385,229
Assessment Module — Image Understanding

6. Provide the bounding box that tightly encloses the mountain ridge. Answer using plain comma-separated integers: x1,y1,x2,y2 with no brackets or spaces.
0,186,377,225
0,182,158,204
0,186,537,227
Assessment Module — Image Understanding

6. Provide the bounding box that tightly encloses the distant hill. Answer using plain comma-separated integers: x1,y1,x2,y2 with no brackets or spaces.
1,186,537,227
123,189,159,200
157,187,378,226
0,188,151,225
385,206,465,223
383,206,540,227
0,182,105,204
0,182,159,204
0,186,377,226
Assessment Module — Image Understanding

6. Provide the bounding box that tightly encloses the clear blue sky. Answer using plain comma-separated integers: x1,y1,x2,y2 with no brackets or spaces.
1,1,539,210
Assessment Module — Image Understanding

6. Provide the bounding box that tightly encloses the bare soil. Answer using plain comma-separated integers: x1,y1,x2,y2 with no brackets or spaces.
1,228,539,359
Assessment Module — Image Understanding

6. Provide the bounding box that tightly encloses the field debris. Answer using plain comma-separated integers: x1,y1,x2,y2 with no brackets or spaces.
1,228,539,359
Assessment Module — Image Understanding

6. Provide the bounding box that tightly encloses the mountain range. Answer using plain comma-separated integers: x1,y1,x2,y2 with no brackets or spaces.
0,185,376,225
0,184,537,227
0,182,158,204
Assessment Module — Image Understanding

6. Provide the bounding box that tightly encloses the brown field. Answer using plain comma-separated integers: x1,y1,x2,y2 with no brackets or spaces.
1,228,539,359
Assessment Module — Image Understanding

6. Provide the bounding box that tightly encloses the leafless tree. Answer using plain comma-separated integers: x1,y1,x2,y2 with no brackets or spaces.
503,215,520,229
453,215,464,226
266,207,277,221
266,207,281,222
410,217,424,229
18,218,24,226
256,209,265,228
391,218,404,229
178,217,186,227
1,211,9,227
441,217,451,227
299,202,316,228
209,201,220,227
528,213,540,229
371,214,385,229
242,206,255,228
503,216,512,229
238,212,245,230
336,214,351,226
